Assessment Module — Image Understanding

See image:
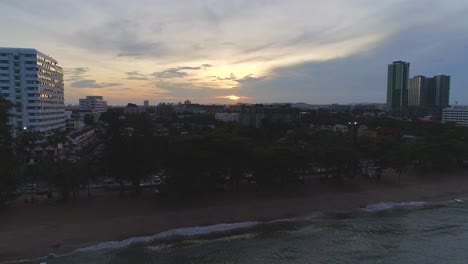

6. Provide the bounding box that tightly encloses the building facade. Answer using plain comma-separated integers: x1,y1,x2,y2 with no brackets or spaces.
215,113,240,122
408,75,427,106
387,61,410,112
239,104,299,128
427,75,450,108
0,48,65,136
79,96,107,115
442,106,468,127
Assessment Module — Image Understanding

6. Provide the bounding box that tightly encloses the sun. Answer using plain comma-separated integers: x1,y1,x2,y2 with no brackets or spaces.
227,95,240,101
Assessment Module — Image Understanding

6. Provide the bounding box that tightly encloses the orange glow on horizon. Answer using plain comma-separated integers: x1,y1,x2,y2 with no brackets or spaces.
227,95,241,101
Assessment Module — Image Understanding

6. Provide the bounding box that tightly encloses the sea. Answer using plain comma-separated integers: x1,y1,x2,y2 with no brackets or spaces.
12,199,468,264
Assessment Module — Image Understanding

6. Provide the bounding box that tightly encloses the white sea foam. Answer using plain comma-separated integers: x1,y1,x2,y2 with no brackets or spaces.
362,201,427,212
75,221,258,252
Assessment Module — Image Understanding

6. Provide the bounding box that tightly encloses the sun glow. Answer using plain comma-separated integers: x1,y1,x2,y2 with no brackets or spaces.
227,95,241,101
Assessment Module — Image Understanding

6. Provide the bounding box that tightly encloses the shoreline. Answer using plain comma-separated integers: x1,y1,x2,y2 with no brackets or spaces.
1,169,468,263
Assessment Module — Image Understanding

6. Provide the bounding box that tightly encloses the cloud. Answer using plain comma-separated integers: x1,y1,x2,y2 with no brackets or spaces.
154,80,239,102
235,74,265,84
64,67,90,81
152,65,209,79
64,67,89,75
153,68,188,79
178,66,202,70
70,80,121,89
3,0,468,104
125,71,150,80
117,53,144,57
237,13,468,104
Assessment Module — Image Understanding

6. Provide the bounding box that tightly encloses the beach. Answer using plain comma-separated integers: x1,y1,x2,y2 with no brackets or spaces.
1,169,468,263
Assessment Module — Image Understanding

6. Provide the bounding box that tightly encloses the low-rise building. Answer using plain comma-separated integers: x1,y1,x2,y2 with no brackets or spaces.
79,96,108,120
239,104,299,128
25,143,64,164
215,113,240,122
64,109,85,130
442,106,468,127
66,127,95,147
333,124,348,134
124,103,147,114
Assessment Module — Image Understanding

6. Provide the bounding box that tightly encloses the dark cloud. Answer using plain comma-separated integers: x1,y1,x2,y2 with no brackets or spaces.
64,67,90,82
75,18,164,57
153,68,188,79
178,66,202,70
201,64,213,68
152,65,210,79
210,73,235,81
125,71,150,80
64,67,89,75
208,73,264,83
238,15,468,104
70,80,121,89
235,74,265,84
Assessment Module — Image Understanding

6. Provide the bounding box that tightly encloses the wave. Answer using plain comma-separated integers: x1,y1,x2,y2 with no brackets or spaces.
75,221,258,252
11,198,462,263
361,201,428,212
75,202,437,253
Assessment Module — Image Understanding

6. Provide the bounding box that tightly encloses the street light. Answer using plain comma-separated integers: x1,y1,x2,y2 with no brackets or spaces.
348,121,359,178
348,121,359,145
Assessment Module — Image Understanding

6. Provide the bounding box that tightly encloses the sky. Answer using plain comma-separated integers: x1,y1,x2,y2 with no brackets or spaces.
1,0,468,106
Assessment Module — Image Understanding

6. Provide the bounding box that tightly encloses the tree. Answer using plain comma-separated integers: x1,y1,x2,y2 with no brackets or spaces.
0,98,18,205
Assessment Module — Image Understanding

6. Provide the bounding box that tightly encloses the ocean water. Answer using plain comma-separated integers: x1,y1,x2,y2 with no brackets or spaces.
15,200,468,264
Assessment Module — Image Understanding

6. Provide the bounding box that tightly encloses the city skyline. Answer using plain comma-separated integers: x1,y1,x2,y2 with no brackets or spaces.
1,0,467,105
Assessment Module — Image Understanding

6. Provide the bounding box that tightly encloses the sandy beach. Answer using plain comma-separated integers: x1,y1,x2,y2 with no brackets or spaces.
1,169,468,263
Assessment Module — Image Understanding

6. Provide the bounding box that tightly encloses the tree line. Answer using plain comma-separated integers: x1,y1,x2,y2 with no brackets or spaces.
2,102,468,205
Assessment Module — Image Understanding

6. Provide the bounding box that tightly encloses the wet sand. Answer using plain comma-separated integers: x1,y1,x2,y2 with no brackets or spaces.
1,169,468,263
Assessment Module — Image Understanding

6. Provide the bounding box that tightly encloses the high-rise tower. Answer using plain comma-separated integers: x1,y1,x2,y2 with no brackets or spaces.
426,75,450,108
408,75,427,106
387,61,410,112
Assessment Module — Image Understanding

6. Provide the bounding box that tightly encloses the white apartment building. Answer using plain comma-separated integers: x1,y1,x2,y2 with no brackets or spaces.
442,106,468,127
215,113,240,122
79,96,108,115
0,48,65,137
